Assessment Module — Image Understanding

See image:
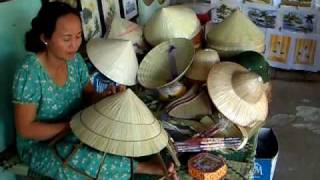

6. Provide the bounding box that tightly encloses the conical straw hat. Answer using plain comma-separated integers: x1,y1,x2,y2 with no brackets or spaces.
144,5,201,46
206,10,265,57
168,90,212,119
186,49,220,81
137,38,195,89
70,89,168,157
87,38,138,86
108,16,145,54
207,62,268,127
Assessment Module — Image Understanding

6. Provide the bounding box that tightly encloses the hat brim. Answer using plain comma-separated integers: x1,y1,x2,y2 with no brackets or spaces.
207,62,268,127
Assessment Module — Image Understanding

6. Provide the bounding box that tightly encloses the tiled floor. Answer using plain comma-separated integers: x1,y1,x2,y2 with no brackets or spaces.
266,79,320,180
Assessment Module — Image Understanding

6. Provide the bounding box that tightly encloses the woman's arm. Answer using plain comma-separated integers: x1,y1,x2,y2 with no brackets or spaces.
14,103,69,141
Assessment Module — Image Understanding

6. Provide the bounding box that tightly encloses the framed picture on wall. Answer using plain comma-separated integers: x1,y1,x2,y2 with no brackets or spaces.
119,0,138,20
79,0,103,41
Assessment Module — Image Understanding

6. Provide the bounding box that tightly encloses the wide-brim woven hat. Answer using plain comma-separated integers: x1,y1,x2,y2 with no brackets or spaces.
87,38,138,86
108,16,145,53
70,89,168,157
144,5,201,46
207,62,268,127
206,10,265,57
186,49,220,81
137,38,195,89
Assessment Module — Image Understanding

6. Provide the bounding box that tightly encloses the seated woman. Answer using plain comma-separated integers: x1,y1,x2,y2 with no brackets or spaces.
13,2,177,179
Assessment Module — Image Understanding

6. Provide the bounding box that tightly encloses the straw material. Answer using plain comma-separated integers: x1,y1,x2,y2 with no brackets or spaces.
144,5,201,46
206,10,265,57
70,89,168,157
207,62,268,127
158,82,187,101
107,16,146,54
86,38,138,86
168,90,212,119
186,49,220,81
137,38,195,89
166,84,200,111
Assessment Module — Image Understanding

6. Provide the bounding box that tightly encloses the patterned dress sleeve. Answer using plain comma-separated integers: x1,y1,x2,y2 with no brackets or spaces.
75,53,90,89
12,62,41,105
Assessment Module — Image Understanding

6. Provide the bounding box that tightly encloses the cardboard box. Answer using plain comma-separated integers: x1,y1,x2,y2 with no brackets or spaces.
254,128,279,180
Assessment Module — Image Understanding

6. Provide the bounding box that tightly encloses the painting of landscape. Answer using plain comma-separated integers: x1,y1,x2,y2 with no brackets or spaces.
247,7,277,28
282,11,315,33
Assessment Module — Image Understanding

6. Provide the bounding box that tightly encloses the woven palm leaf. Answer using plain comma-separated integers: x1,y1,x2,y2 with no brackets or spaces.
87,38,138,86
70,89,168,157
168,90,212,119
107,16,145,54
144,5,201,46
186,49,220,81
165,84,200,111
158,81,187,101
207,62,268,127
206,10,265,57
137,38,195,89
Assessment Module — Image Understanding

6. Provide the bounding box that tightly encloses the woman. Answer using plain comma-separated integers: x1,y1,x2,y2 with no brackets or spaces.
13,2,177,179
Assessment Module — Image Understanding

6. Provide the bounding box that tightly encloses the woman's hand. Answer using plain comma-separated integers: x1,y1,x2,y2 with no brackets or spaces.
83,83,126,105
101,84,126,96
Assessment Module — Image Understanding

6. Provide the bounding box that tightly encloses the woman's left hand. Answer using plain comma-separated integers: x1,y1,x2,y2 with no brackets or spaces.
102,84,126,96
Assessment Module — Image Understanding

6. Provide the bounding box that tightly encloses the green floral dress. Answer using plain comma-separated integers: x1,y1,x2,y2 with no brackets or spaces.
12,53,136,179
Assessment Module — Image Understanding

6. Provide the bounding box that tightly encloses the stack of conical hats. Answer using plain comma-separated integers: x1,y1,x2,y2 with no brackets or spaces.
206,10,265,57
70,89,168,157
107,16,145,54
87,38,138,86
137,38,195,89
144,5,201,46
207,62,268,127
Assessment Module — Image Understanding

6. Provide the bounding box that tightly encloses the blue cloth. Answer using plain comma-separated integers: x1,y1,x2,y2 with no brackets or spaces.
12,53,136,179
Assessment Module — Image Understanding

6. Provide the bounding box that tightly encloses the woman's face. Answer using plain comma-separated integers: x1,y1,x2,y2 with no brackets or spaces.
46,13,82,61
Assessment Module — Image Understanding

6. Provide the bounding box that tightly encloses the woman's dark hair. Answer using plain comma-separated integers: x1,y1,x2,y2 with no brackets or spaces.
25,2,80,53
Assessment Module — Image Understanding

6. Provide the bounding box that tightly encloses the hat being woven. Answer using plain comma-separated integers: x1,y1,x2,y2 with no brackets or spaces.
70,89,168,157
